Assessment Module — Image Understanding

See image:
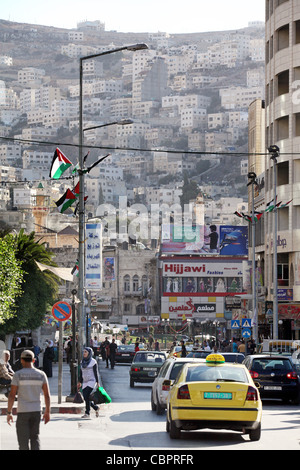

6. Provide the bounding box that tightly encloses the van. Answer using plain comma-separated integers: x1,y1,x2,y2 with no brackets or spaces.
262,339,300,355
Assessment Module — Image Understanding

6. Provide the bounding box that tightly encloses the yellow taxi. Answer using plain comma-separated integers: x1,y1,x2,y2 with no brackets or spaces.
166,353,262,441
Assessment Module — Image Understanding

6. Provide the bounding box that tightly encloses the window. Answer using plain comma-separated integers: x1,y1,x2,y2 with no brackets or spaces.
278,263,289,286
124,275,130,293
132,275,139,292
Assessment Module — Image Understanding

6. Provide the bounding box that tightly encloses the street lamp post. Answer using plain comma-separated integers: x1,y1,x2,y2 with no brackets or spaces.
268,145,280,340
247,171,258,346
77,43,148,360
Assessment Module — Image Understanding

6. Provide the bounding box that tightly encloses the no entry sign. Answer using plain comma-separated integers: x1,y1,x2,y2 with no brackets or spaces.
52,301,72,322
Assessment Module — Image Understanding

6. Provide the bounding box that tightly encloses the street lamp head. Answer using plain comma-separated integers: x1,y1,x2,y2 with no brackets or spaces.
117,119,133,125
268,145,279,154
126,43,149,51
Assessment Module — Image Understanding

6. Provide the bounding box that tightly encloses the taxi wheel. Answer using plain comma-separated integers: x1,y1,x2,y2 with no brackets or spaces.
249,423,261,441
169,412,181,439
156,394,164,415
151,391,157,411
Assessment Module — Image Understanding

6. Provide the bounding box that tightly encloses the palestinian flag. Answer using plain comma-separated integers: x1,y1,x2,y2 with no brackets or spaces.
49,148,72,179
72,181,80,196
234,211,263,223
264,198,281,213
71,260,79,277
55,189,77,213
278,199,293,209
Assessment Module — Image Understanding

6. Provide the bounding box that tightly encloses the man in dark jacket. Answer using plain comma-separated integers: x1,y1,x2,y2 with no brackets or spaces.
109,339,118,369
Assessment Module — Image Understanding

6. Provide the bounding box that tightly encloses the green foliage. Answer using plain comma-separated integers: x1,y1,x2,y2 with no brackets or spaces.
180,173,199,209
0,236,23,326
0,230,59,335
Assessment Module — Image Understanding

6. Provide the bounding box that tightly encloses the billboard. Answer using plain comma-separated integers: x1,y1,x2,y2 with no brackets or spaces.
85,223,102,290
161,225,248,256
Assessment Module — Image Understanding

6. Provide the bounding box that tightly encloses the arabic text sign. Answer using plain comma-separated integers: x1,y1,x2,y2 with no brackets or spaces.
85,223,102,290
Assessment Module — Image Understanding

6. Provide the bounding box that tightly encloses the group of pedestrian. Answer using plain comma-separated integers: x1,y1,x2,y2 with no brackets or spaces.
99,337,118,369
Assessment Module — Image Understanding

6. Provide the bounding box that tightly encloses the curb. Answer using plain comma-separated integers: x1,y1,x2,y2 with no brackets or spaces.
0,405,84,415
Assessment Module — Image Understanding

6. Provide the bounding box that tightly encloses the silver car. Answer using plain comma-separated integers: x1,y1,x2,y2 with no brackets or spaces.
151,357,205,415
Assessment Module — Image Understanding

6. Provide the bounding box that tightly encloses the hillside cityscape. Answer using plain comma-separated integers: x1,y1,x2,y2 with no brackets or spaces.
0,18,265,331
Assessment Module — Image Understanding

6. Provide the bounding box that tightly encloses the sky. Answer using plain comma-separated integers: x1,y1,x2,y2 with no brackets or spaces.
2,0,265,34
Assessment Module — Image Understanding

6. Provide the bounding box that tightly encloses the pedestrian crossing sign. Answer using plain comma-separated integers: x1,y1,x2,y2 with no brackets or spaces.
242,318,252,328
231,320,240,329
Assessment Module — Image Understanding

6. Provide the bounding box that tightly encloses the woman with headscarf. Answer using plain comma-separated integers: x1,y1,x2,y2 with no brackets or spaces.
77,347,100,419
43,340,55,378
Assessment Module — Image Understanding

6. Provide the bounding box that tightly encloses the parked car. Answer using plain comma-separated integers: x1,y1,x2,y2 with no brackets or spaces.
115,344,136,363
243,354,300,404
151,357,205,415
130,351,167,387
186,351,245,363
166,354,262,441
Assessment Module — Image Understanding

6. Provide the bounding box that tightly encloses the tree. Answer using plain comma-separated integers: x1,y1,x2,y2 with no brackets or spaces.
0,230,59,334
0,236,23,326
180,173,199,210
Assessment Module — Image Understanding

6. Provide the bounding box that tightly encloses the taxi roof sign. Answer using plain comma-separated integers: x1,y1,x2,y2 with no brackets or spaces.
206,353,225,364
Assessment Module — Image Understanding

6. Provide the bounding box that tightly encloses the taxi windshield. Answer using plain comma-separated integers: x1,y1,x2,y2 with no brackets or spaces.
186,365,248,383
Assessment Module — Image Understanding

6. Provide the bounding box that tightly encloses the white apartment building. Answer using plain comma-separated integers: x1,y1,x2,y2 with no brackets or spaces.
17,127,58,143
132,49,156,81
250,39,265,62
69,79,123,98
20,86,61,113
145,186,182,207
68,31,84,41
162,94,211,113
219,86,264,110
208,113,229,130
22,150,53,170
247,68,265,88
0,144,22,166
18,67,45,85
0,81,18,108
110,97,132,119
27,99,78,127
181,108,207,129
61,44,97,59
13,187,36,208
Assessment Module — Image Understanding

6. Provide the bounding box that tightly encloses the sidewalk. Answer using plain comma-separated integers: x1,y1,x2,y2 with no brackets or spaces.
0,360,103,415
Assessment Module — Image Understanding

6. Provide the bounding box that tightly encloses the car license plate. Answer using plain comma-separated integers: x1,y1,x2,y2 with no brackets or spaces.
204,392,232,400
148,371,157,377
264,386,282,391
122,354,130,356
143,368,156,371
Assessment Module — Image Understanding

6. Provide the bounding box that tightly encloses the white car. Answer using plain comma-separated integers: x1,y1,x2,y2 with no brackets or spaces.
151,357,205,415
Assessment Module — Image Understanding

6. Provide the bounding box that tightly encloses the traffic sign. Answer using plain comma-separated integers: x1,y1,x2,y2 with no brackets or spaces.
242,328,252,338
231,320,240,329
242,318,252,328
52,301,72,322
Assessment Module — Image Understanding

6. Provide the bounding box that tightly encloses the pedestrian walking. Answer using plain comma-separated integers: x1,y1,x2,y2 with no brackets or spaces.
6,350,50,451
180,340,187,357
0,350,14,395
91,336,99,358
43,340,55,377
77,347,100,419
109,338,117,369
